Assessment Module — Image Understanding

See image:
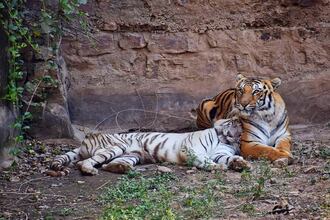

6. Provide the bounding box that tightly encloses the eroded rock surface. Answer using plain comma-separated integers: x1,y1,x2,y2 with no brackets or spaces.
59,0,330,132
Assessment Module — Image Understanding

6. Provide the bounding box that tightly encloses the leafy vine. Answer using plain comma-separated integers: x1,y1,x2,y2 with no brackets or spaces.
0,0,88,148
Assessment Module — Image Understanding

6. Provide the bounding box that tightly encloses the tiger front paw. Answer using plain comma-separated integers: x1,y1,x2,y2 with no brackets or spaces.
275,149,294,163
228,156,252,171
77,161,99,175
102,162,133,174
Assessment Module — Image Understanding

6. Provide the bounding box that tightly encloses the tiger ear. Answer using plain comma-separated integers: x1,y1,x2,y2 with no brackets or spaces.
271,77,281,90
236,74,246,82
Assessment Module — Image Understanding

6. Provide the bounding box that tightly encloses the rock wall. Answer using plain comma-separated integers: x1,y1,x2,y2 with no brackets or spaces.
60,0,330,132
0,26,17,168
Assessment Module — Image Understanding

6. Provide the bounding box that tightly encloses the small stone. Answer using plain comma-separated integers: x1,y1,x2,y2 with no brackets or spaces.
157,166,173,173
303,166,318,173
51,183,63,187
39,205,50,210
270,178,277,184
3,211,12,218
186,169,195,174
77,180,85,184
119,33,146,49
289,191,300,196
103,21,117,31
9,176,20,182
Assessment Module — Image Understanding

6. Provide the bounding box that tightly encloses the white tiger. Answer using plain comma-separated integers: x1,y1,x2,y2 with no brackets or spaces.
47,118,251,176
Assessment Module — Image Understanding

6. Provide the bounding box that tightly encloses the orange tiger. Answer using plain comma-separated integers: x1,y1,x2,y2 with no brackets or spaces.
196,74,292,163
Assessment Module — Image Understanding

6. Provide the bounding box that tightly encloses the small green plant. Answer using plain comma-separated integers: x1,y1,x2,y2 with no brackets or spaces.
100,173,177,220
59,207,74,216
236,160,272,199
319,147,330,159
100,171,228,219
240,203,256,216
283,166,296,178
44,214,55,220
179,180,223,219
186,148,197,167
126,170,141,178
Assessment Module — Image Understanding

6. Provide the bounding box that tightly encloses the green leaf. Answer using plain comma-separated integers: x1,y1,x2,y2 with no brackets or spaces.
23,112,33,120
0,3,5,8
8,23,18,30
13,122,22,129
8,35,17,42
22,125,31,130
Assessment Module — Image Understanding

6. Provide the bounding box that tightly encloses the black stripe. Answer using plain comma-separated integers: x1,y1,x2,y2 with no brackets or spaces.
152,143,161,162
214,154,226,163
242,118,269,138
240,139,254,143
199,138,208,152
271,112,288,136
209,107,217,120
99,154,109,162
90,158,100,164
65,154,72,164
273,130,287,146
244,128,263,141
218,91,232,115
109,149,116,157
208,132,214,145
225,157,230,165
150,134,161,143
125,157,137,164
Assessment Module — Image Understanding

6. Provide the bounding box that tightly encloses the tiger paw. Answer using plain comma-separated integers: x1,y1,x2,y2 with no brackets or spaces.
228,156,252,171
207,163,227,171
276,150,294,165
77,161,99,175
102,162,133,174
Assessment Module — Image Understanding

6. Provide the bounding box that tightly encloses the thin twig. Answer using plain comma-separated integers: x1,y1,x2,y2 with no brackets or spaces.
24,79,42,115
96,180,112,191
145,91,159,129
94,108,194,131
135,88,147,119
18,176,50,192
0,191,66,198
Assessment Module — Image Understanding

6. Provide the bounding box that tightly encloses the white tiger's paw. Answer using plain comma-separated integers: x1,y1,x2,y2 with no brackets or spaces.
228,156,251,172
208,163,227,171
77,161,99,175
102,162,133,174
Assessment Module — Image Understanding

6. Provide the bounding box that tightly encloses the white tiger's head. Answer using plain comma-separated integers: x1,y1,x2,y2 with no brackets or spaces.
214,117,242,148
235,74,281,117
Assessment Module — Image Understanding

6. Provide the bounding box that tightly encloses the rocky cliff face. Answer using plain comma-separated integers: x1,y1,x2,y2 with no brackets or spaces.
59,0,330,133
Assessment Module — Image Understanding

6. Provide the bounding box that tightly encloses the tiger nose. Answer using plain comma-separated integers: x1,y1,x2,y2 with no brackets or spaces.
241,102,249,108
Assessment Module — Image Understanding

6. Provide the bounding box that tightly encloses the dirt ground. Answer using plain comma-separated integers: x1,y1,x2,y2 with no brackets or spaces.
0,125,329,220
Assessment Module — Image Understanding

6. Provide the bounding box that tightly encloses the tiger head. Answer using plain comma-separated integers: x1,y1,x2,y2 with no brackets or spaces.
214,117,242,148
234,74,281,117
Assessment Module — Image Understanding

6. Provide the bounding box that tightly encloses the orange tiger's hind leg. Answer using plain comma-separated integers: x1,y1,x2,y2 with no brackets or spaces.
240,141,292,162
